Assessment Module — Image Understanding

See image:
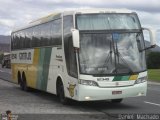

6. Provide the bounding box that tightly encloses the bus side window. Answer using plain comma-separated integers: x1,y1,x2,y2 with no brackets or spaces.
16,32,20,49
50,19,62,46
63,15,78,78
25,28,32,48
11,33,15,50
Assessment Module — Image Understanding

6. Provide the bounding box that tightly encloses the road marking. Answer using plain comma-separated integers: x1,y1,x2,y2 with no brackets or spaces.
144,101,160,107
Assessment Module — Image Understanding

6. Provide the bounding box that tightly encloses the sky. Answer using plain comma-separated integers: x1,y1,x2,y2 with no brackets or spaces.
0,0,160,44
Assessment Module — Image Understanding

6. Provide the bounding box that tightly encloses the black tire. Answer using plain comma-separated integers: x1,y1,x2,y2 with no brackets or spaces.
22,73,29,91
57,81,69,105
111,99,123,103
18,73,24,90
19,73,29,91
20,79,24,90
23,79,29,91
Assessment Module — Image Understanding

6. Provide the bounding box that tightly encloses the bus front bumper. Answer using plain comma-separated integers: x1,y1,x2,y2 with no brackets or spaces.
77,82,147,101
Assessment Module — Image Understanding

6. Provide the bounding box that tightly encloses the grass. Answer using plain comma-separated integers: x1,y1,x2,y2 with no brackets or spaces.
148,69,160,82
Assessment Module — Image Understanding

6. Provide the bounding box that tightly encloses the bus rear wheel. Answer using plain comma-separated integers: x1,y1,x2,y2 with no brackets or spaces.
57,80,69,105
111,99,123,103
20,80,24,90
19,73,29,91
23,79,28,91
18,73,24,90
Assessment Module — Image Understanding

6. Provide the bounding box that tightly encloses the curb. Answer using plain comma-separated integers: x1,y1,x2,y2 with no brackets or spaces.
147,81,160,85
0,78,16,84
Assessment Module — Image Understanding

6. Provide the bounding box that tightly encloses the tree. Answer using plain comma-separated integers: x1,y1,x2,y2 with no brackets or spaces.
0,52,4,64
147,52,160,69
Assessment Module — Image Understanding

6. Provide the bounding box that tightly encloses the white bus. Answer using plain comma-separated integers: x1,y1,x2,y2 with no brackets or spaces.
11,9,156,104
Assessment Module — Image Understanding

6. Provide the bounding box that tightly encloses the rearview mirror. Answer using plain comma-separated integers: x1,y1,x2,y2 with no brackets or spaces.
143,28,156,48
71,29,80,48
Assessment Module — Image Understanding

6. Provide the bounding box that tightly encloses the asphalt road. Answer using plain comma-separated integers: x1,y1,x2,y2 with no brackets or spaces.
0,65,11,81
0,65,160,120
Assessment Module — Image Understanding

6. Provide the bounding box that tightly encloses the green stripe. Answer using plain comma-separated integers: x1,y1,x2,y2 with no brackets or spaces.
37,48,45,89
113,75,130,81
37,48,52,91
121,76,130,81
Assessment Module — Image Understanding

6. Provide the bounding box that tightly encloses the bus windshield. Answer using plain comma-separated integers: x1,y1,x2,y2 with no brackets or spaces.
78,32,146,75
77,13,140,30
77,13,146,75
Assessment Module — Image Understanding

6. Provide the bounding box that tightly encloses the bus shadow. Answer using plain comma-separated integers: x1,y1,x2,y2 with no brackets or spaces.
14,86,139,112
68,100,139,111
14,86,60,103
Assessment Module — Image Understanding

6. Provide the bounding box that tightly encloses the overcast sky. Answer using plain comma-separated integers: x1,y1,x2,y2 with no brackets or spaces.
0,0,160,43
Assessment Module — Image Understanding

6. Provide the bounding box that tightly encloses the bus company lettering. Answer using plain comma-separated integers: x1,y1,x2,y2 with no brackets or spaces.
11,50,34,64
11,52,31,60
56,55,62,59
11,54,17,60
19,52,31,60
97,78,109,81
56,55,63,62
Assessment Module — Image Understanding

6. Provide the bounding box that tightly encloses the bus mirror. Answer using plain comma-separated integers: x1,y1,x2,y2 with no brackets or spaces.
143,28,156,48
71,29,80,48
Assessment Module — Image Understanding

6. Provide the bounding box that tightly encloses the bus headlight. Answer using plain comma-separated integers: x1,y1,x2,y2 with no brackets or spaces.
135,76,147,84
79,80,99,86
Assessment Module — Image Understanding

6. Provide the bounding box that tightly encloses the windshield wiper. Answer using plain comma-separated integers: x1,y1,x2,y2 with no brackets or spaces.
104,40,113,64
101,40,113,73
114,41,134,74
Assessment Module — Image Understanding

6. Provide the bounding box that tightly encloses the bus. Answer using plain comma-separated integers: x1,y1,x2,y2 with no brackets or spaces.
2,53,11,68
11,9,156,104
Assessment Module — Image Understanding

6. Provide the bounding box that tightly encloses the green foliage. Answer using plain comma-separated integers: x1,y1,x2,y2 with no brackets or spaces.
147,52,160,69
0,53,3,64
148,69,160,82
0,51,4,64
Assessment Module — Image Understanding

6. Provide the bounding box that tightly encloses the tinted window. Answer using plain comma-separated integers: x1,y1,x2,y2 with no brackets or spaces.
63,15,77,78
16,32,20,49
25,28,32,48
11,18,62,50
64,15,73,34
77,14,140,30
19,30,25,48
41,22,50,46
50,19,62,45
32,25,40,47
11,33,16,50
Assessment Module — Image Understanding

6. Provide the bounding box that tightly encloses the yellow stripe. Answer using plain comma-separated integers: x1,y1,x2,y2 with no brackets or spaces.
27,48,40,88
33,48,40,64
129,75,138,80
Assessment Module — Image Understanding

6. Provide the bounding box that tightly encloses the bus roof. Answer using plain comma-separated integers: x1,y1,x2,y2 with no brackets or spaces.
12,8,134,33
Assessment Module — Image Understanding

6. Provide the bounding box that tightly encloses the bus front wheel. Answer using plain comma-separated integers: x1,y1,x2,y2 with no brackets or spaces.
57,80,69,105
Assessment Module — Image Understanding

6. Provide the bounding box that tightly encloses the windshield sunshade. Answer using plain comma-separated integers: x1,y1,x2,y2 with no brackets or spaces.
77,14,140,30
